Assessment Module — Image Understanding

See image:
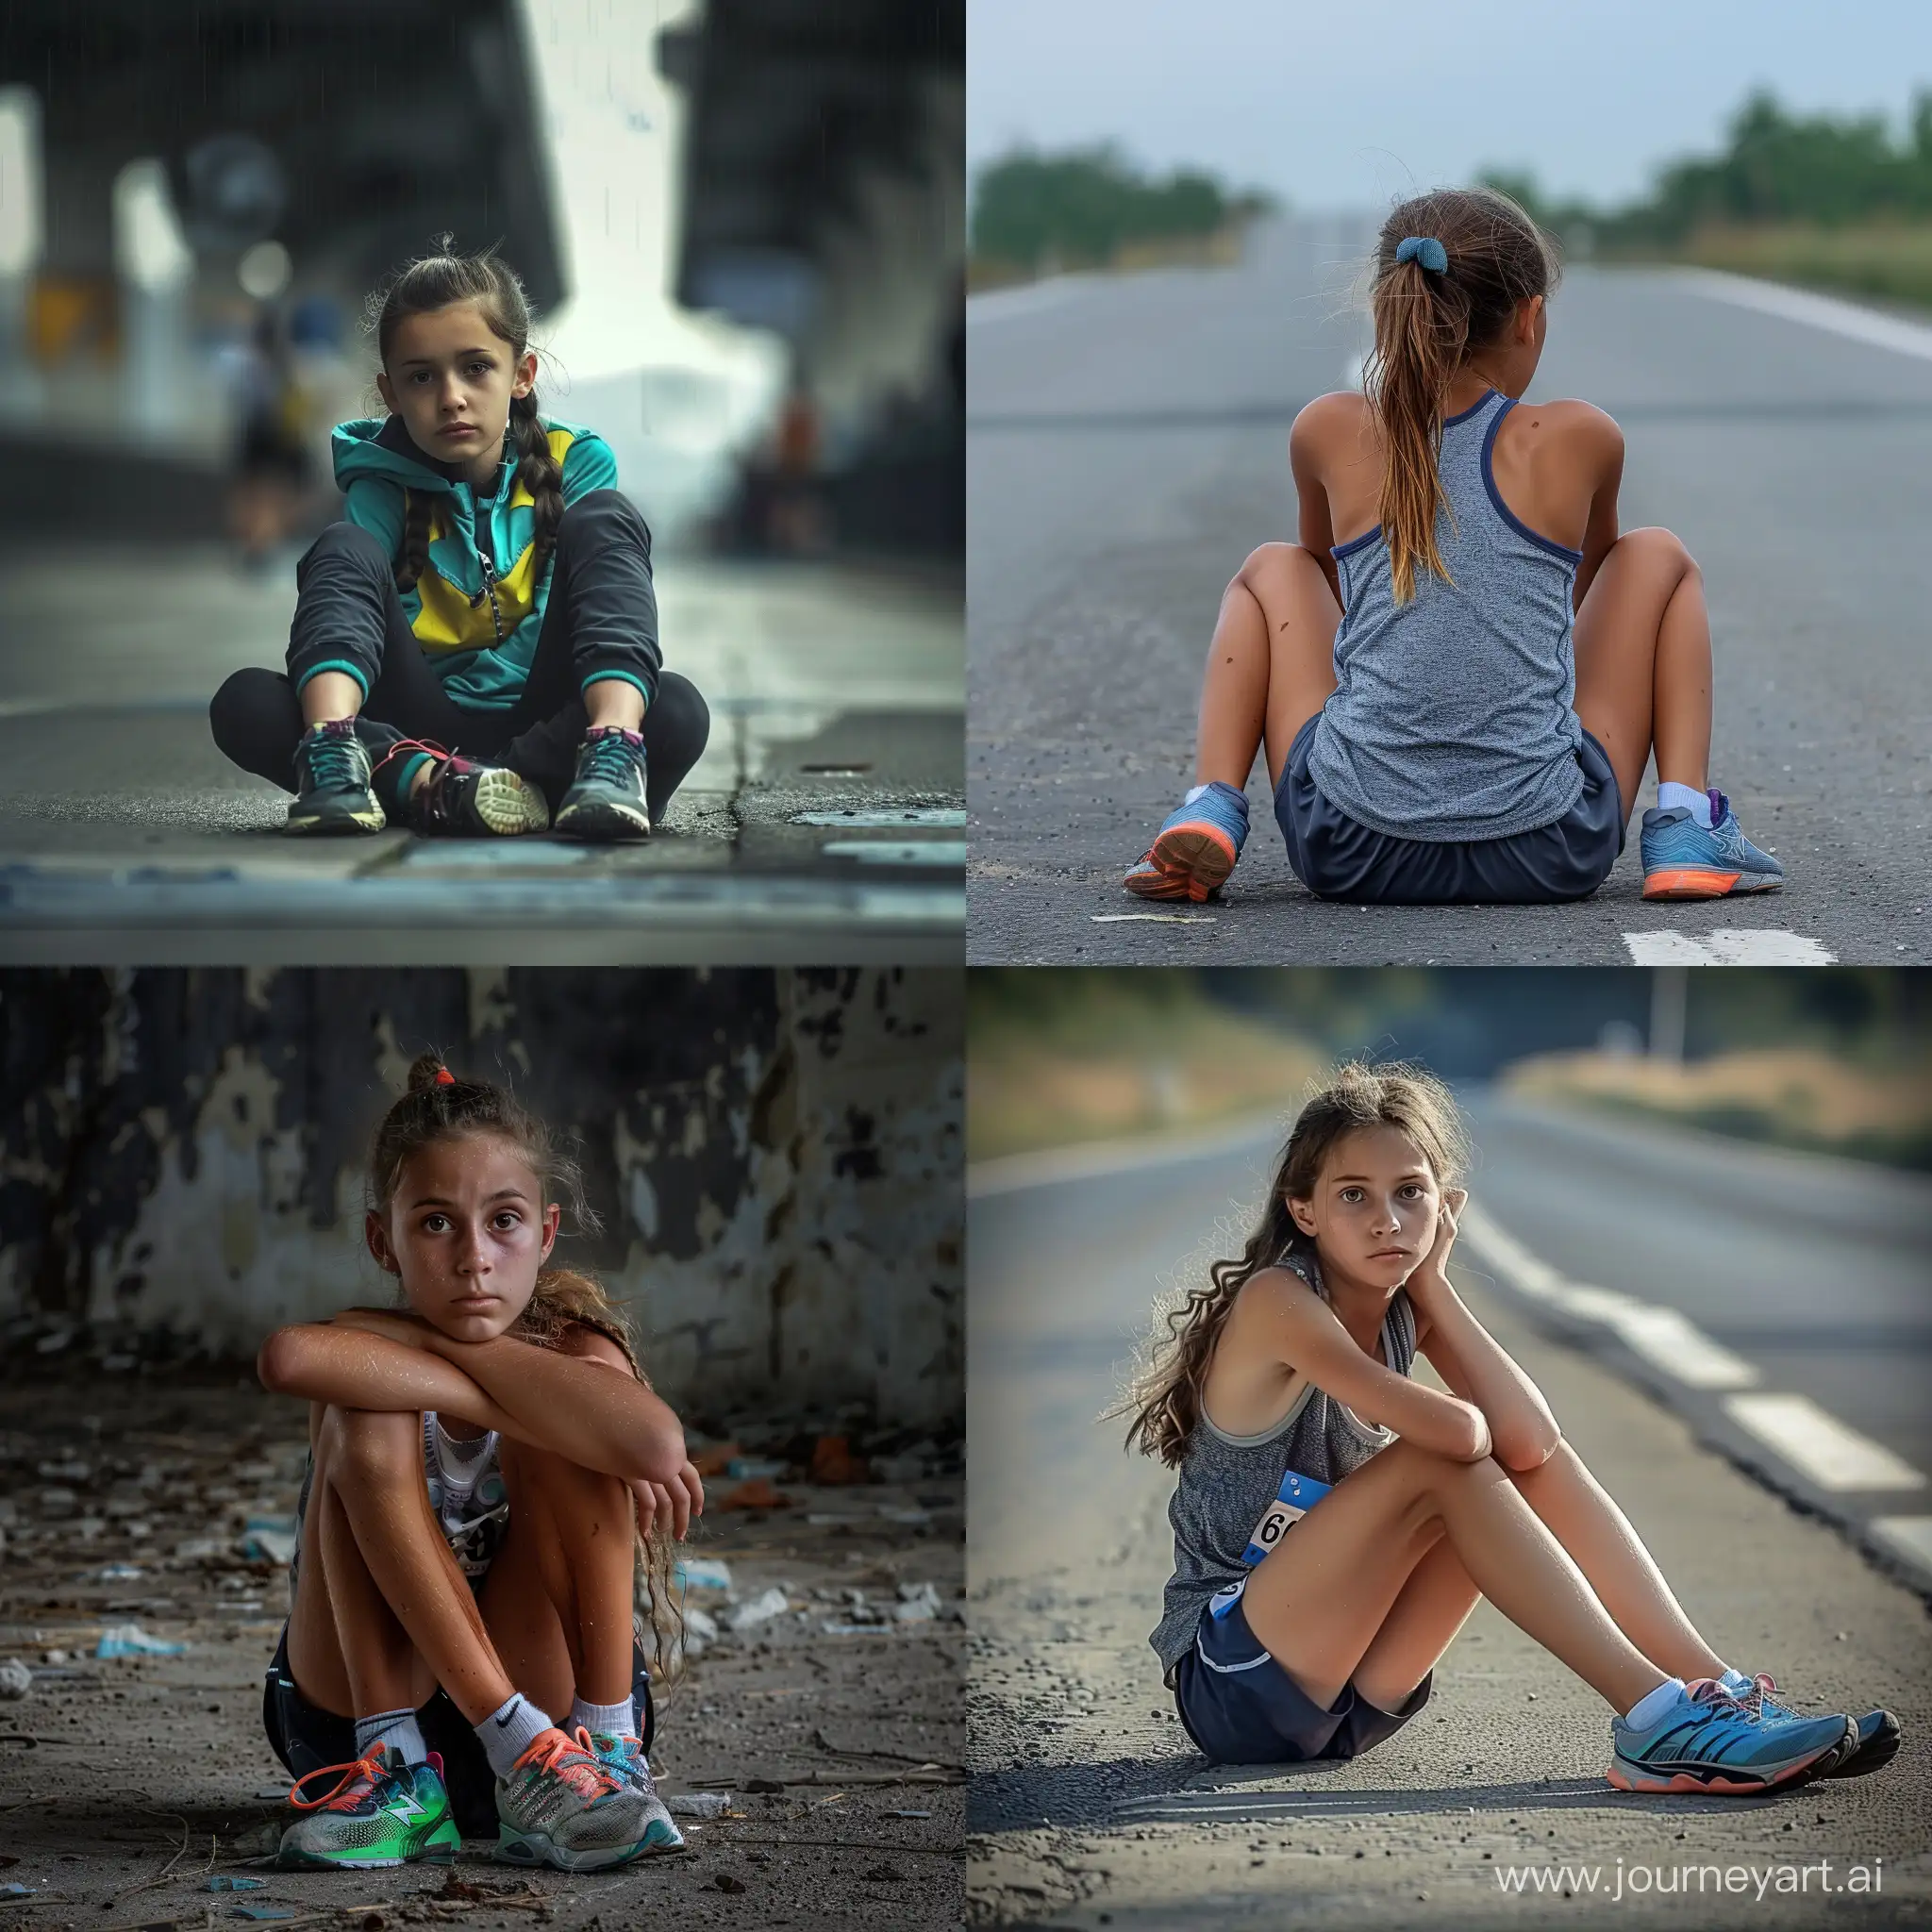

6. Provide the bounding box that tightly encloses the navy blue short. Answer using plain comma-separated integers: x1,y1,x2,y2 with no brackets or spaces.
1274,712,1625,904
1172,1586,1432,1766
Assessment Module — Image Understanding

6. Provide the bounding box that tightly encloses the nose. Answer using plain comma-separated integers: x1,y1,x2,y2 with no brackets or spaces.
454,1220,491,1275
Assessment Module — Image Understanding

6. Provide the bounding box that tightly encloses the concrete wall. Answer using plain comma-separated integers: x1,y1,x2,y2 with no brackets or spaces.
0,968,962,1430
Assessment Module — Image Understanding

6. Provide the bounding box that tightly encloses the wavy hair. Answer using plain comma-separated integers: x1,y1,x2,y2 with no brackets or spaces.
369,1052,684,1685
1119,1062,1470,1467
1364,187,1558,605
365,233,564,598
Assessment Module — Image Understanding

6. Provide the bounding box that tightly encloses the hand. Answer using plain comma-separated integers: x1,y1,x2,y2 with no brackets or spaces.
629,1459,705,1541
1414,1188,1468,1296
331,1307,433,1349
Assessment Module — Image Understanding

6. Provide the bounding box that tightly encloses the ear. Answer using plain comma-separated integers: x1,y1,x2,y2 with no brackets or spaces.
375,371,397,414
1286,1193,1319,1240
1521,294,1545,343
511,350,537,401
365,1209,399,1275
538,1200,560,1263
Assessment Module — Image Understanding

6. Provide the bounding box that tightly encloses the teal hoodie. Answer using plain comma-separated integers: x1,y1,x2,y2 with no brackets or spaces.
328,411,621,711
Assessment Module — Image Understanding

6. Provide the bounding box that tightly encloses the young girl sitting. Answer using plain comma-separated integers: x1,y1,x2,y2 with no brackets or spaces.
256,1055,702,1870
210,236,710,843
1125,1063,1896,1790
1124,186,1782,907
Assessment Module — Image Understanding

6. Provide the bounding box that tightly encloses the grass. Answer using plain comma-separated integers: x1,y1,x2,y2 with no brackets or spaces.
968,972,1323,1162
1617,220,1932,313
1501,1046,1932,1172
966,223,1250,293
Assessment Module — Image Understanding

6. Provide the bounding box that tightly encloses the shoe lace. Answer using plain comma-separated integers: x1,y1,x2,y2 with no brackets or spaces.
288,1743,391,1813
576,1724,655,1790
1683,1676,1751,1722
1733,1673,1798,1722
517,1726,622,1801
304,724,367,791
579,728,641,786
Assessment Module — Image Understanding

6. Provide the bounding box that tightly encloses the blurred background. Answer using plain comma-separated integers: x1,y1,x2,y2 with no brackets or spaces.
0,0,965,958
0,966,963,1436
965,0,1932,968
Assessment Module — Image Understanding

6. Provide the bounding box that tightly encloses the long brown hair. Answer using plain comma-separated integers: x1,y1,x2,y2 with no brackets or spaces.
1364,187,1558,605
1119,1062,1470,1467
365,232,565,598
369,1052,684,1685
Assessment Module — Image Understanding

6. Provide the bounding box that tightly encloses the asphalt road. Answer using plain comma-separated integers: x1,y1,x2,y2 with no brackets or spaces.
965,1099,1932,1926
966,217,1932,966
0,542,963,962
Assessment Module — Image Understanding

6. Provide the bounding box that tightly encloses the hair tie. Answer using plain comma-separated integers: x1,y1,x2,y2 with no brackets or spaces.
1395,235,1448,275
435,1068,456,1086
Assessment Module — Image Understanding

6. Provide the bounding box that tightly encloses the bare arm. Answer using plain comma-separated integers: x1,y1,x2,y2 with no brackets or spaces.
1407,1192,1561,1471
1290,398,1345,608
1237,1269,1492,1461
257,1316,519,1435
1570,410,1624,610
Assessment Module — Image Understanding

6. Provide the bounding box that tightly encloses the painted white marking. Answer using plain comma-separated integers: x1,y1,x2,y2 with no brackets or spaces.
1090,912,1216,924
1867,1515,1932,1586
1724,1392,1927,1492
964,276,1092,326
1458,1207,1758,1389
1624,929,1837,966
1676,267,1932,364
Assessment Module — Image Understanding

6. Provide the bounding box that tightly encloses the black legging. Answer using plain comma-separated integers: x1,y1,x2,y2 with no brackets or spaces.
210,491,708,822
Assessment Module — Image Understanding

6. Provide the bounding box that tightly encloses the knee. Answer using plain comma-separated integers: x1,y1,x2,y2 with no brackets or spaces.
321,1407,421,1489
653,672,709,751
1234,541,1308,592
1616,526,1697,578
302,519,389,571
208,666,295,759
557,488,651,553
1502,1431,1568,1477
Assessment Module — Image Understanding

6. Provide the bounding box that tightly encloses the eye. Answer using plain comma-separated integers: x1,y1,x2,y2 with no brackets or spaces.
1398,1183,1425,1200
421,1212,451,1234
1339,1187,1364,1205
491,1209,522,1230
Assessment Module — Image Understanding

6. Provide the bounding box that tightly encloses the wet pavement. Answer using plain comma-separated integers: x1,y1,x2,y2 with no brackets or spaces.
0,547,964,962
0,1365,964,1930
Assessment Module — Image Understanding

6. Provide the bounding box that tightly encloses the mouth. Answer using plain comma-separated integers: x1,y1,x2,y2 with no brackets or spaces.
448,1293,499,1310
441,425,480,440
1369,1249,1411,1261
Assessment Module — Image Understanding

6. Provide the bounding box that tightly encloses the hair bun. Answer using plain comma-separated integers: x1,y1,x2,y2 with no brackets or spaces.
406,1051,452,1094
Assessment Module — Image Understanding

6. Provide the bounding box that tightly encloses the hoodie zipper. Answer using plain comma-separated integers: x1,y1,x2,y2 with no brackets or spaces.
467,497,506,643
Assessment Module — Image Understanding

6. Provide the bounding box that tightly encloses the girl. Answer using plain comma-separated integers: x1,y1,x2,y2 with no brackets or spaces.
1124,1063,1897,1790
1124,186,1782,907
255,1054,703,1871
210,236,710,843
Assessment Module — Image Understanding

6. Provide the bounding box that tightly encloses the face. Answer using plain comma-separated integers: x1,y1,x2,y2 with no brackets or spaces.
366,1130,559,1341
1287,1124,1441,1291
375,301,536,485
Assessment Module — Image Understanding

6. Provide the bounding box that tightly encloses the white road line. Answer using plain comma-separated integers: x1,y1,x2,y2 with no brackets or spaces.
1724,1392,1927,1492
1457,1204,1759,1390
1624,929,1837,965
1676,267,1932,364
1090,912,1217,924
1867,1515,1932,1590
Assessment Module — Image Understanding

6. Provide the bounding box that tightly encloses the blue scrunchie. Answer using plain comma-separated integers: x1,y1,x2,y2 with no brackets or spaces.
1395,235,1448,275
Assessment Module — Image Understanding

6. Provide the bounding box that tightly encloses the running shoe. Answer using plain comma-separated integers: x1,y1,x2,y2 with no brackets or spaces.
1729,1673,1901,1780
579,1728,683,1852
493,1724,662,1872
1640,790,1783,899
1124,781,1250,903
1607,1676,1857,1794
385,742,550,838
286,718,386,835
277,1745,459,1868
554,725,651,841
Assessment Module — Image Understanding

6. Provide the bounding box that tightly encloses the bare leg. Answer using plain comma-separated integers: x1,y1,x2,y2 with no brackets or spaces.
477,1439,638,1723
299,670,365,729
287,1407,515,1724
1192,543,1341,793
582,675,646,735
1239,1436,1668,1715
1573,526,1711,816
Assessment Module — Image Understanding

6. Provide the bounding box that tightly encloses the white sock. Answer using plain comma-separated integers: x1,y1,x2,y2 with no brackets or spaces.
353,1707,426,1767
1624,1676,1687,1731
476,1692,553,1777
1657,781,1713,827
1719,1666,1752,1692
569,1694,637,1741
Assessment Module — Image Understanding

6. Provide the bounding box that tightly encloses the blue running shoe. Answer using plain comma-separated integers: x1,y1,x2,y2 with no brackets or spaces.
1124,781,1250,903
1725,1672,1900,1780
579,1729,683,1853
555,725,651,842
1608,1676,1855,1794
1641,789,1783,899
286,718,385,835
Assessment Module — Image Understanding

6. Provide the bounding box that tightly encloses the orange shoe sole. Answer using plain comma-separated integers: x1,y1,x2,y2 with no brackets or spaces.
1641,867,1781,900
1127,823,1238,904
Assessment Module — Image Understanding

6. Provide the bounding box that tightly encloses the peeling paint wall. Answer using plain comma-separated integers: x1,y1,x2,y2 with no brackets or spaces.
0,969,963,1430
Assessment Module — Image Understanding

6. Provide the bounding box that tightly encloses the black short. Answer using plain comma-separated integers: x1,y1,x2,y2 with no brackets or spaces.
1172,1588,1430,1766
261,1624,655,1838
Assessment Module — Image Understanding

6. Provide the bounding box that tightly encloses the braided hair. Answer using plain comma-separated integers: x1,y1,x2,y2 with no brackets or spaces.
366,232,565,597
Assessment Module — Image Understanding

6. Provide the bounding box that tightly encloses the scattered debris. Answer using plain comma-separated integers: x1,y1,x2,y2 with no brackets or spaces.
96,1624,188,1659
673,1557,733,1593
725,1457,789,1480
724,1586,791,1633
206,1875,267,1891
713,1873,748,1894
0,1660,29,1701
809,1435,870,1485
715,1476,791,1511
666,1790,733,1819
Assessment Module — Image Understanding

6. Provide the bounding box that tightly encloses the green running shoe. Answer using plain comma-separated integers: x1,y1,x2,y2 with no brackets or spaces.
286,718,385,835
581,1728,683,1853
554,725,651,841
277,1745,459,1869
493,1724,662,1872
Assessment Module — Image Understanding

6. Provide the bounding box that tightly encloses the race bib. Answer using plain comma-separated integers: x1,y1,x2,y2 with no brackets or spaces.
1239,1468,1332,1567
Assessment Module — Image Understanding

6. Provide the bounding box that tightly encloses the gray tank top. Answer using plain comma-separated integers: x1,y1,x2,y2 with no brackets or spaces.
1150,1249,1418,1678
1307,388,1586,842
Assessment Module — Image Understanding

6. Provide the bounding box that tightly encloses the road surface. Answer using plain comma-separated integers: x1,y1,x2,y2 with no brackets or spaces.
0,544,963,962
966,1096,1932,1926
967,217,1932,967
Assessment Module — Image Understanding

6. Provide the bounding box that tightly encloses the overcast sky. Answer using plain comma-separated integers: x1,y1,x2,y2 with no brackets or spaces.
968,0,1932,211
